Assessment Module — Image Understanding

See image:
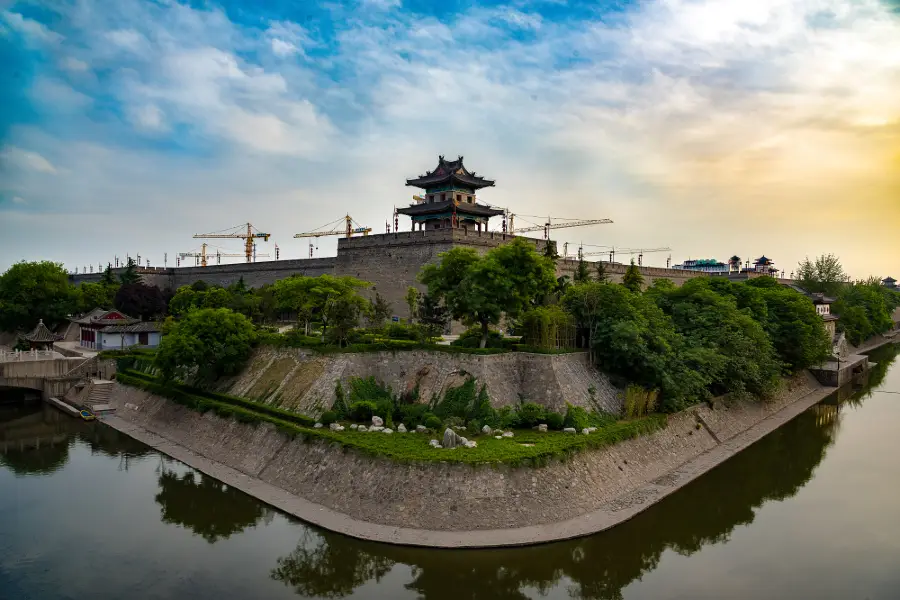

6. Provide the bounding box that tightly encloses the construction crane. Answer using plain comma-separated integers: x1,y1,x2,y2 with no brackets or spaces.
294,215,372,258
497,212,614,239
179,243,269,267
567,244,672,266
193,223,271,263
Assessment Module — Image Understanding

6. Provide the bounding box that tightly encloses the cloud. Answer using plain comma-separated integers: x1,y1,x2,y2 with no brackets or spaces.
60,57,90,72
12,196,26,204
1,10,63,44
0,146,57,173
30,77,93,111
271,38,299,56
129,104,166,132
105,29,149,54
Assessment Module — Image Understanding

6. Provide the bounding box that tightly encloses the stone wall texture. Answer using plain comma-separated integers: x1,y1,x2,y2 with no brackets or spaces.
216,347,622,417
108,371,823,534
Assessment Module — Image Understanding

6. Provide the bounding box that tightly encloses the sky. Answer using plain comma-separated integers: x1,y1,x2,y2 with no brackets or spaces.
0,0,898,279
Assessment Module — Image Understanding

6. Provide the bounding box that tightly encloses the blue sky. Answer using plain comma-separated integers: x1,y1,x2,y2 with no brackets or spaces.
1,0,898,278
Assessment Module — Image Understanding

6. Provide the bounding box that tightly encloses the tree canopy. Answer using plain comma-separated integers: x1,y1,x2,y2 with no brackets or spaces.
0,261,78,331
622,259,644,293
420,238,557,347
796,254,846,296
114,283,167,320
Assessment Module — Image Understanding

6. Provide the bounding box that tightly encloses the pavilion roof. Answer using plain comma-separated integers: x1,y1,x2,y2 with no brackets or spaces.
71,308,140,326
397,200,505,218
102,321,163,334
22,319,63,343
883,276,897,283
406,156,495,190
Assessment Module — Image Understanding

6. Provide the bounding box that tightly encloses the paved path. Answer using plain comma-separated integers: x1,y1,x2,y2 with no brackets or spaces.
102,384,836,548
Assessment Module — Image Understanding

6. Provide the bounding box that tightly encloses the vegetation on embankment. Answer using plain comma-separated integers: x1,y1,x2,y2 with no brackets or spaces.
115,369,664,466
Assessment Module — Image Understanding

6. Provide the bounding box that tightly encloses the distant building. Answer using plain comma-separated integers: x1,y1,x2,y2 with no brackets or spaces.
788,285,839,341
728,256,742,273
742,256,778,276
883,276,897,290
71,308,163,350
20,319,63,351
671,258,729,274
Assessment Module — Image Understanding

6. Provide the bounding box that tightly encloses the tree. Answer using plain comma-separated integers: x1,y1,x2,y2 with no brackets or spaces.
562,282,606,359
201,287,231,309
101,263,116,286
119,257,142,285
274,276,318,335
114,283,167,320
573,258,590,283
416,293,449,337
155,308,256,383
168,286,199,317
79,282,118,313
307,275,370,342
405,287,418,322
832,280,894,345
0,261,78,331
595,260,608,283
420,238,557,348
796,254,846,296
622,259,644,293
542,241,560,261
368,293,392,327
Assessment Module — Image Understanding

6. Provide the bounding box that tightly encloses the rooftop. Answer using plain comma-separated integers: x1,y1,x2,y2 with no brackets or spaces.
397,200,505,218
21,319,63,343
71,308,140,326
406,155,495,191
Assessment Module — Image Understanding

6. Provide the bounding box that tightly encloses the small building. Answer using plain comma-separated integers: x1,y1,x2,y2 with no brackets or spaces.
728,256,742,273
810,293,839,339
742,255,778,276
671,258,728,274
398,155,505,232
20,319,63,350
883,276,897,290
71,308,163,350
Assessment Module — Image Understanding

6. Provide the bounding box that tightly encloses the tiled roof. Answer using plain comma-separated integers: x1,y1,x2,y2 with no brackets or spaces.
397,200,505,217
406,155,495,190
101,321,163,333
22,319,64,343
71,308,139,326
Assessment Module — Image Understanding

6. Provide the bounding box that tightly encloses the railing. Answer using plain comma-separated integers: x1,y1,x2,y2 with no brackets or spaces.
0,349,57,363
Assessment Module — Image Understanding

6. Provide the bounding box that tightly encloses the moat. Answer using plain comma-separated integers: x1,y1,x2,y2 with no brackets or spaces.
2,345,899,600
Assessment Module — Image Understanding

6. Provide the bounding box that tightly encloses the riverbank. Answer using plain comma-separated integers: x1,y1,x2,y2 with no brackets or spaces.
99,372,837,548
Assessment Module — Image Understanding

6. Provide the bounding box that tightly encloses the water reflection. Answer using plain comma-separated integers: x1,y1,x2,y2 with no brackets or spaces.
155,461,274,543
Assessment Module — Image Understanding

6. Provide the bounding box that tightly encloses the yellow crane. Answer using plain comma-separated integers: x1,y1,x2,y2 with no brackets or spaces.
294,215,372,258
178,243,269,267
193,223,271,263
566,244,672,266
492,210,613,238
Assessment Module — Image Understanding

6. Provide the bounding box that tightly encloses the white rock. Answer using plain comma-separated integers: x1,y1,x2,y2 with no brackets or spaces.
563,427,577,433
329,422,342,431
442,428,465,449
482,425,492,435
372,416,384,427
370,426,384,432
349,424,358,430
464,440,478,448
383,428,393,434
495,435,503,439
397,424,407,433
357,425,368,432
416,425,427,433
587,427,597,433
429,439,441,448
537,424,548,432
502,431,514,438
454,425,465,431
582,428,591,435
314,423,323,429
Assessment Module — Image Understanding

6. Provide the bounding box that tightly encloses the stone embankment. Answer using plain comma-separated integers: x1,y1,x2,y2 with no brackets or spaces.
215,347,623,416
103,372,834,548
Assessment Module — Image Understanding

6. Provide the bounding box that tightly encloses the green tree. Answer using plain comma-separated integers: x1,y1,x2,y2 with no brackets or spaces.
595,260,608,283
416,293,449,337
833,280,894,345
368,293,392,327
273,275,318,334
542,241,560,261
622,259,644,293
562,281,606,359
420,238,557,348
573,258,590,283
796,254,846,296
155,308,256,383
100,263,116,286
79,282,118,313
114,283,168,320
0,261,78,331
308,275,370,343
405,287,418,322
119,257,142,285
168,286,199,317
201,287,231,309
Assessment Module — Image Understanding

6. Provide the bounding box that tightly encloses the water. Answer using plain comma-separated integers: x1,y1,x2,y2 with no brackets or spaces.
2,345,900,600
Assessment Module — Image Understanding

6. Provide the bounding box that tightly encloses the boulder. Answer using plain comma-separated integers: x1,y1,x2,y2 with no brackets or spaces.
416,425,427,433
502,431,514,438
464,440,478,448
482,425,492,435
314,423,323,429
581,428,591,435
349,424,358,430
397,424,407,433
537,424,548,432
372,416,384,427
357,426,368,432
494,435,503,440
383,428,393,434
563,427,577,433
442,428,464,449
370,426,384,432
329,423,343,431
429,439,441,448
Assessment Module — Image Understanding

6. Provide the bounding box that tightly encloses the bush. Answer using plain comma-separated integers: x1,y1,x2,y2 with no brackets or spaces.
399,403,430,427
424,415,442,430
450,327,506,348
545,412,564,430
624,385,658,419
564,403,590,431
517,402,546,428
320,411,338,426
349,400,377,422
375,399,395,421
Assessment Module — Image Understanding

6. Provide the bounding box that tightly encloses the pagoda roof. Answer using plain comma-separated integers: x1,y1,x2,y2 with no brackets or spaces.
22,319,63,343
71,308,140,326
754,256,773,264
396,200,505,218
883,276,896,283
729,255,741,261
406,156,495,190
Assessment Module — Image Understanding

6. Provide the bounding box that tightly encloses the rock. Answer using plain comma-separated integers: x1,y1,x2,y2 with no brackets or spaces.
429,439,441,448
397,424,407,433
453,425,466,431
442,428,464,449
464,440,478,448
349,424,358,430
502,431,514,438
314,423,323,429
357,426,368,432
370,426,384,432
537,424,548,432
482,425,492,435
372,416,384,427
581,428,591,435
416,425,427,433
563,427,577,433
587,427,597,433
495,435,503,440
383,428,393,434
329,422,343,431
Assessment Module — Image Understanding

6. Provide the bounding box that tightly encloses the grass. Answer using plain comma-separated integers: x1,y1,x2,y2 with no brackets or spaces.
116,370,665,466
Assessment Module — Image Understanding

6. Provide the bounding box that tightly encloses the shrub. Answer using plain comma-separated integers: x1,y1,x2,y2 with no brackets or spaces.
385,413,394,430
545,412,564,430
518,402,546,428
450,328,506,348
432,377,477,420
320,411,338,426
424,415,442,430
375,399,395,421
564,403,590,431
624,385,659,419
399,403,430,427
349,400,377,422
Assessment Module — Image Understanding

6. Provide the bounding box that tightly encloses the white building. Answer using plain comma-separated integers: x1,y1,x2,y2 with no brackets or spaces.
671,258,729,274
71,308,163,350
